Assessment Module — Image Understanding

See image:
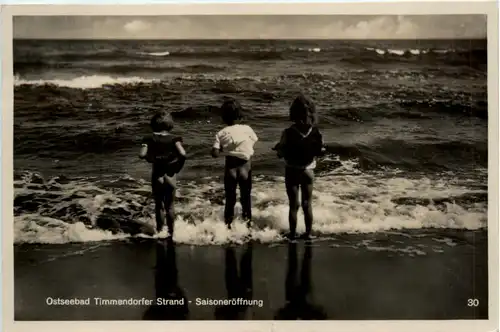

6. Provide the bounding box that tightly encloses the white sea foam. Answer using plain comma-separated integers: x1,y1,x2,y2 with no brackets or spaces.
14,75,158,89
433,49,451,54
14,215,130,244
141,51,170,56
387,49,406,56
366,47,444,56
14,162,487,245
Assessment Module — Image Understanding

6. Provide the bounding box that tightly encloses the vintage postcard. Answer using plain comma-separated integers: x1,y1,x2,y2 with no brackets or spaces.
1,2,498,332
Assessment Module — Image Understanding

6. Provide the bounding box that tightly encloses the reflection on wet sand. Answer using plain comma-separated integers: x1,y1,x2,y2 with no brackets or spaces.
143,239,189,320
215,243,253,320
275,242,327,320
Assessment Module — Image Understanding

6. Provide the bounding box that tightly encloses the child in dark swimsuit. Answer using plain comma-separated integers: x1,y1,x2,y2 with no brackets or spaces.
211,99,258,229
273,95,324,240
139,111,186,237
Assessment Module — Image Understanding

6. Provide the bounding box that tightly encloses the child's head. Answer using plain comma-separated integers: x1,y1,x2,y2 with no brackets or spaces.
150,111,174,132
289,94,317,125
220,99,243,125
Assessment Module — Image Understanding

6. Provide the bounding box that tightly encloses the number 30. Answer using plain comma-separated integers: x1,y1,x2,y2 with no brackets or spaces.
467,299,479,307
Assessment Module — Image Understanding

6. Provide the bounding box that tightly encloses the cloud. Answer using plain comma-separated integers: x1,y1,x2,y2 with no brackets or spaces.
124,20,151,34
13,15,487,39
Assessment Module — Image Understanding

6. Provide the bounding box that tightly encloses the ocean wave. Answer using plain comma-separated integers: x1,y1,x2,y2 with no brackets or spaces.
365,47,455,56
398,100,487,119
171,105,223,120
14,44,487,78
140,51,170,56
104,64,227,75
305,47,321,53
15,60,228,75
13,49,289,71
14,75,159,89
343,48,486,69
324,139,487,171
366,47,433,56
13,74,487,138
14,64,486,91
13,169,487,245
13,118,488,172
324,99,487,122
13,73,300,89
15,127,139,155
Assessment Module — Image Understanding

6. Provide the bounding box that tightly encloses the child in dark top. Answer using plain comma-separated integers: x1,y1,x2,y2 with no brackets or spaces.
139,111,186,237
273,95,324,240
211,99,258,229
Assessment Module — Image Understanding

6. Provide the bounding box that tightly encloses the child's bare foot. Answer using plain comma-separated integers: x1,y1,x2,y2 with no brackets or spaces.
298,233,311,241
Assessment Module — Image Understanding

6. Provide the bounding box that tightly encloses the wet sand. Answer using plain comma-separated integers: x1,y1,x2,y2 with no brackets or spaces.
14,231,488,320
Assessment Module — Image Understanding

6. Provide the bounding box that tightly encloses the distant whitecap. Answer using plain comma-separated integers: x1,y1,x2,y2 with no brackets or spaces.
387,49,405,56
308,47,321,53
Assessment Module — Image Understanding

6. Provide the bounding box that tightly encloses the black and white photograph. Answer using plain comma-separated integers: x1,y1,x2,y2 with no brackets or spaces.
4,4,498,328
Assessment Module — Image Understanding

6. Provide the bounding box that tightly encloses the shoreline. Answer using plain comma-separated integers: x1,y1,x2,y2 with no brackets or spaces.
14,231,488,320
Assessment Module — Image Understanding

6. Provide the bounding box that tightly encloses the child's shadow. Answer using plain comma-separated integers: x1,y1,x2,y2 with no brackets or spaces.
143,239,189,320
214,243,253,320
275,242,327,320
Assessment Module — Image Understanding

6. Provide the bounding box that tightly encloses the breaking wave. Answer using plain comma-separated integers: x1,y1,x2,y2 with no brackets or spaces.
140,51,170,56
14,43,486,75
13,164,487,245
14,75,158,89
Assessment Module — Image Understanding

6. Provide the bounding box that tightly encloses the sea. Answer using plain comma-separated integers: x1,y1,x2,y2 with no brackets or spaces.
13,39,488,248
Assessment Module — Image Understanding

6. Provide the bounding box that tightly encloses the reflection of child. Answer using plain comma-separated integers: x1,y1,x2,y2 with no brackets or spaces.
211,99,258,228
273,95,325,240
274,242,327,319
139,111,186,236
143,240,189,320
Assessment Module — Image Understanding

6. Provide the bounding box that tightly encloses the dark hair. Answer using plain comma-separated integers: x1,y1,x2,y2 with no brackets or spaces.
220,99,243,125
289,94,317,125
150,111,174,132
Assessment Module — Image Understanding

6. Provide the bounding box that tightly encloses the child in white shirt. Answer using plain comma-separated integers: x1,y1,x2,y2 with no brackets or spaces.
211,99,258,229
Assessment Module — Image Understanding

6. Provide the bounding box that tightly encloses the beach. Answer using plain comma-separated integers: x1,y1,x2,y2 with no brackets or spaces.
13,38,488,320
15,231,488,320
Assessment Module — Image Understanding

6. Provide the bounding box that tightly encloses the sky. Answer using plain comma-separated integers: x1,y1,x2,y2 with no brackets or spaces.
13,15,487,39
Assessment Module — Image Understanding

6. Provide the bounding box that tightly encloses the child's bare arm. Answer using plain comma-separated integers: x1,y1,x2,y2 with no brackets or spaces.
139,136,154,162
174,141,187,172
211,131,221,158
175,141,187,158
317,130,326,156
273,130,287,158
139,144,148,159
211,147,220,158
249,127,258,142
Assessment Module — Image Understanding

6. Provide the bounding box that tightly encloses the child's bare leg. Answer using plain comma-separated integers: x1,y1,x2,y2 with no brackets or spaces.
300,169,314,238
238,165,252,225
154,195,166,233
224,168,238,228
285,168,300,239
163,187,176,237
